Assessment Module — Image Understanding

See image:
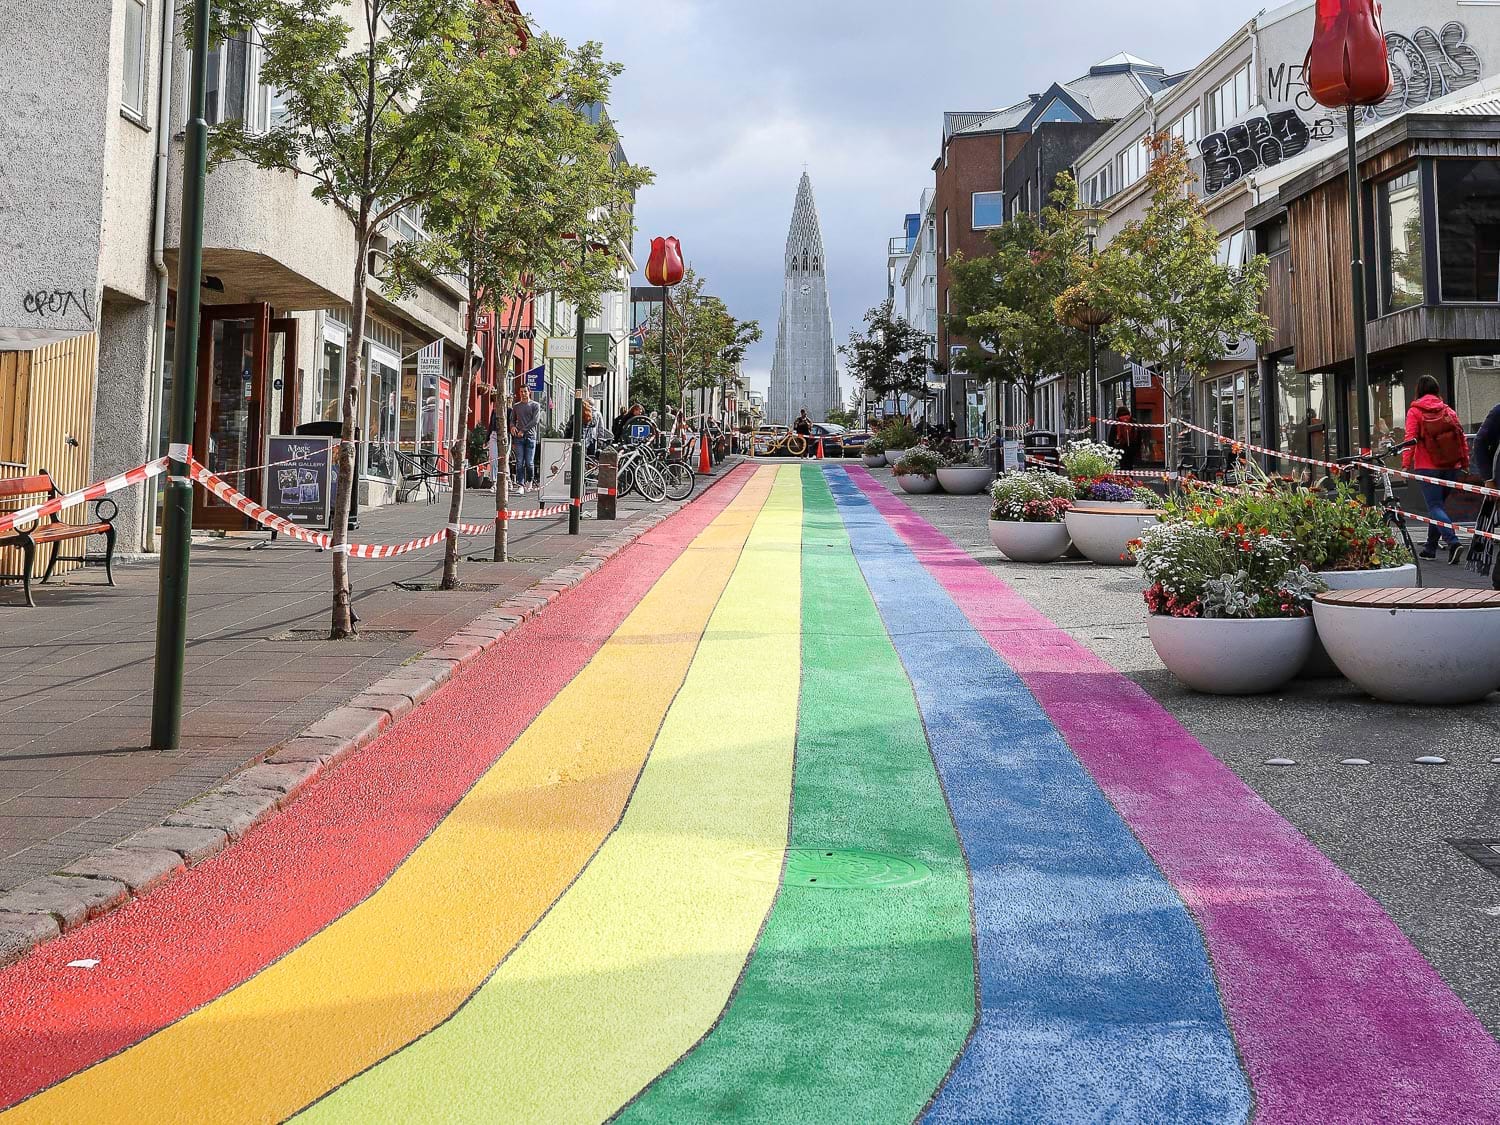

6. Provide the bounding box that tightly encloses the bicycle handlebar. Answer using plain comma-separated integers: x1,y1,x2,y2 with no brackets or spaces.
1335,439,1416,467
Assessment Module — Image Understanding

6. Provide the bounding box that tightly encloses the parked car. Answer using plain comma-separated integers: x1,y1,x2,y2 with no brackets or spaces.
809,423,847,457
841,429,872,457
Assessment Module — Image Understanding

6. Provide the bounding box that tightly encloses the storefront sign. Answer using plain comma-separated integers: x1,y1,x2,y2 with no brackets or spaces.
546,338,577,360
416,340,443,377
1131,364,1155,389
1003,440,1023,472
266,436,335,527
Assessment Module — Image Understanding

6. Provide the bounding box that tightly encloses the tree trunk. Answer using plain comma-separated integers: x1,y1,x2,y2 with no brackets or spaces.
329,227,370,639
441,269,480,590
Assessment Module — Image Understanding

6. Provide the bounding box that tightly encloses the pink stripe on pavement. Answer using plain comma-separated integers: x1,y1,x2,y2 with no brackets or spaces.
845,465,1500,1124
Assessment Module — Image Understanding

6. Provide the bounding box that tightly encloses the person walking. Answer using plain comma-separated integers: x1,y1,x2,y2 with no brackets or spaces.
1403,374,1470,563
794,408,814,458
1473,398,1500,485
510,384,542,493
1107,406,1143,471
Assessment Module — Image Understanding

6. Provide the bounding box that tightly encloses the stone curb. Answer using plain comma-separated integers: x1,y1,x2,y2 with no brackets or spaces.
0,465,742,968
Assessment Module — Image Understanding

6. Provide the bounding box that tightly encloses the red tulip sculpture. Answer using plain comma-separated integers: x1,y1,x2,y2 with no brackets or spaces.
1305,0,1393,107
645,236,685,288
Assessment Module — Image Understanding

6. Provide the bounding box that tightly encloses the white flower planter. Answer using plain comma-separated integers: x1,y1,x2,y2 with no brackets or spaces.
1072,499,1148,510
896,473,939,494
937,465,995,495
862,453,888,468
1302,564,1420,678
988,520,1071,563
1311,597,1500,705
1148,615,1315,695
1063,506,1160,566
883,449,909,465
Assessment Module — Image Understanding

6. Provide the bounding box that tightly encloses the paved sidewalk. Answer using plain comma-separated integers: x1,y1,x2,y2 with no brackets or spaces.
0,476,728,890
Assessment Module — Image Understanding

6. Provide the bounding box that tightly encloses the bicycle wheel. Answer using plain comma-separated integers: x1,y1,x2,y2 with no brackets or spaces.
784,434,807,457
634,462,668,502
617,462,638,497
662,461,695,502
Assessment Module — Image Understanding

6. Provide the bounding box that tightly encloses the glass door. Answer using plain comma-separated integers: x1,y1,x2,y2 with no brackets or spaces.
193,303,270,529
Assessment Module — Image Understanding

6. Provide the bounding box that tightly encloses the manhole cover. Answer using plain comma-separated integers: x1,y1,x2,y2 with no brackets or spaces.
730,848,930,890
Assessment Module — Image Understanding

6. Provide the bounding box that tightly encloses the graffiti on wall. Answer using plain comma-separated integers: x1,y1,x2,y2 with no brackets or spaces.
1200,111,1312,195
21,289,92,322
1206,21,1484,195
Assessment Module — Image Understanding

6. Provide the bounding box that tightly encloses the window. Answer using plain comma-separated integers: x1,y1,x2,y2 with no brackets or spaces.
1216,230,1247,268
1209,62,1252,130
1260,216,1290,255
204,29,274,132
316,316,348,423
1275,361,1340,472
394,204,425,244
1168,105,1201,152
1084,167,1111,205
972,191,1003,229
364,343,402,482
1436,160,1500,302
1379,170,1424,312
123,0,148,117
1453,355,1500,431
943,209,950,258
1117,136,1149,190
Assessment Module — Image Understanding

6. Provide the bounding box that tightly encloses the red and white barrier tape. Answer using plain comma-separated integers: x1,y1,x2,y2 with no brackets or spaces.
0,457,170,537
1399,509,1500,544
1022,454,1177,482
498,493,599,521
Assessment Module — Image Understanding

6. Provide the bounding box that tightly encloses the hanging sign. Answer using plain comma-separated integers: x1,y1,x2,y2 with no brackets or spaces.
525,363,546,396
546,338,577,359
416,340,443,377
1131,363,1154,390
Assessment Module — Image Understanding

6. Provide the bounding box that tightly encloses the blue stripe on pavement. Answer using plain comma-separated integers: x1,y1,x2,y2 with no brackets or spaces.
825,468,1251,1124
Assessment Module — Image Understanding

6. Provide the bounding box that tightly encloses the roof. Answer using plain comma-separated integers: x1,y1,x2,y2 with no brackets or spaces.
944,53,1167,140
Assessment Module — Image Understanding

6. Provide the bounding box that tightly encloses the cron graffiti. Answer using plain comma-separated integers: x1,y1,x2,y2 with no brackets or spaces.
21,289,92,321
1378,22,1482,118
1200,111,1311,195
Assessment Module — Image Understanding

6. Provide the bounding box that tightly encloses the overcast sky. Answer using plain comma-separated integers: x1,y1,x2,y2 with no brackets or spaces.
532,0,1269,400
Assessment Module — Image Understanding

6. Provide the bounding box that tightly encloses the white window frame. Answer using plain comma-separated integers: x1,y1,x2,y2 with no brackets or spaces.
123,0,149,119
1168,105,1201,152
363,341,403,483
943,209,950,258
202,26,275,133
972,191,1004,230
1085,167,1111,205
1209,62,1252,130
1117,136,1149,190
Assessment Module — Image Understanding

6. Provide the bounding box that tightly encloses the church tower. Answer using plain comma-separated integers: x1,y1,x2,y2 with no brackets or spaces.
768,172,840,426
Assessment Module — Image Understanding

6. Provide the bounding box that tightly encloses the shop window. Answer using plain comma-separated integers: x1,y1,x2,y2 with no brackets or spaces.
123,0,148,118
1453,355,1500,431
1437,161,1500,303
1369,369,1408,449
1378,171,1423,313
1276,361,1339,472
364,345,401,482
316,318,347,423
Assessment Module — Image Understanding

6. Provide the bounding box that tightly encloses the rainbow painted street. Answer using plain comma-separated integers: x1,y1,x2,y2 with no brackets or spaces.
2,464,1499,1123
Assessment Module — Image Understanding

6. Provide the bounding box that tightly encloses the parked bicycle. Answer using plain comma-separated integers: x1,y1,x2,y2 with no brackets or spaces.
1334,438,1425,588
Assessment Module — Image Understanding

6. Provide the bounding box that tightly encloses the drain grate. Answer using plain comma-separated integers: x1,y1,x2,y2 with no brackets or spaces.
268,628,415,643
731,847,930,890
466,554,547,564
1450,839,1500,879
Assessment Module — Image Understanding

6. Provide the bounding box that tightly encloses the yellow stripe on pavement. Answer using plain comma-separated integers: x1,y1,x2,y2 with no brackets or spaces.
301,467,804,1124
6,468,778,1125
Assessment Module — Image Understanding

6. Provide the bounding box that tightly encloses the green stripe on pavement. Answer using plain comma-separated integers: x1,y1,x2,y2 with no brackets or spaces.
617,465,975,1124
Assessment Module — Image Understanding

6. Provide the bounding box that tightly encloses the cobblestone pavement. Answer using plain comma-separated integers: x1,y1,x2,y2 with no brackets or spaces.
873,471,1500,1044
0,481,705,890
3,463,1498,1123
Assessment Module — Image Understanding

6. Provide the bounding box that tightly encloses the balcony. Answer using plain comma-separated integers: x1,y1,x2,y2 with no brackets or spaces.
889,236,915,257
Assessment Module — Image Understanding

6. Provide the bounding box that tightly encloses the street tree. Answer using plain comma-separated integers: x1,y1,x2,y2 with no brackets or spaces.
386,30,650,579
947,174,1089,432
839,299,934,425
1080,134,1271,467
211,0,498,637
633,268,758,432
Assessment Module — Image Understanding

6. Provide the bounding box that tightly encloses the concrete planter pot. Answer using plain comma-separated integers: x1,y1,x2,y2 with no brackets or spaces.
1072,499,1148,510
1063,507,1160,566
883,449,909,465
1302,563,1420,678
988,519,1071,563
862,453,888,468
896,473,940,494
1148,615,1315,695
1311,599,1500,705
937,466,995,495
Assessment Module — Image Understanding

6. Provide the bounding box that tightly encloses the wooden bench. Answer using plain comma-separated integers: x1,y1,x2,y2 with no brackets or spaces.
0,473,117,607
1316,587,1500,610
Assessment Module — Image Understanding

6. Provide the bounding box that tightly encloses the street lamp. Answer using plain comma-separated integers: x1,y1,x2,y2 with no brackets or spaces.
1067,206,1112,441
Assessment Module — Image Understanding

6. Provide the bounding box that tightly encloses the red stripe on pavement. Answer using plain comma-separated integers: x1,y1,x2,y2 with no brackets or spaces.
0,464,755,1107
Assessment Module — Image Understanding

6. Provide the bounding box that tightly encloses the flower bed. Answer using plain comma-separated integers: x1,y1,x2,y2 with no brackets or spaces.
988,471,1075,562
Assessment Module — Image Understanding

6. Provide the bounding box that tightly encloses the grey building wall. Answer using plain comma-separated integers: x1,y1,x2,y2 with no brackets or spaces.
1003,121,1113,214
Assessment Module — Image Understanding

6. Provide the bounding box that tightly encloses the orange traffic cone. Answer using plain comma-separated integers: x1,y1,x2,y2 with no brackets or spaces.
815,436,825,459
699,430,712,474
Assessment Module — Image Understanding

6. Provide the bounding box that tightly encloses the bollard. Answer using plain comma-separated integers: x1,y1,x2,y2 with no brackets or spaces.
597,448,617,521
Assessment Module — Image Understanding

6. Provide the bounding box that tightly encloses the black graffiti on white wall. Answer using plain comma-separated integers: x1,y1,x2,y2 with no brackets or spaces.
21,289,92,321
1380,22,1482,117
1200,111,1311,195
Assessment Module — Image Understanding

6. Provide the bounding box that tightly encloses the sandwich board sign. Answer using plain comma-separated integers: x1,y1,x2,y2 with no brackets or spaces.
265,436,335,526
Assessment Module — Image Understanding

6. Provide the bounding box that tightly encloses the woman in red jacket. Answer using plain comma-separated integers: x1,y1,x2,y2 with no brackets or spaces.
1402,374,1470,562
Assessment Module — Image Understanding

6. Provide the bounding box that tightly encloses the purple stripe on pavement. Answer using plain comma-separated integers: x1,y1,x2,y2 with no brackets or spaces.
845,465,1500,1125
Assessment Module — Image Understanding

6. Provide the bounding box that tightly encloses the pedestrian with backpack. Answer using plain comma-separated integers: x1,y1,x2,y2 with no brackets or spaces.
1403,374,1470,563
